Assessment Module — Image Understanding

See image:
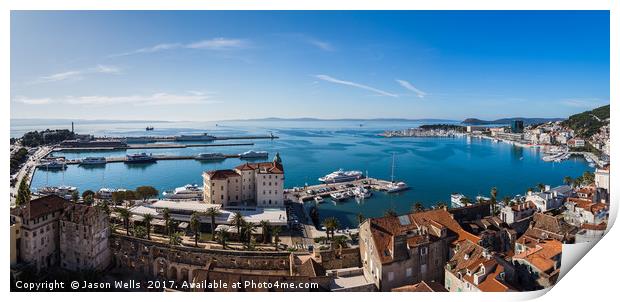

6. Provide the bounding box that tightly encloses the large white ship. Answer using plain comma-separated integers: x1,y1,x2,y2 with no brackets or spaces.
451,193,466,207
80,156,107,165
37,159,67,170
195,152,226,161
125,153,156,163
318,169,363,183
175,133,216,141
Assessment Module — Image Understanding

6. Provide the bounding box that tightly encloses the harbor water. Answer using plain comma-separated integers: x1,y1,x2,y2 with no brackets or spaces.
17,119,593,228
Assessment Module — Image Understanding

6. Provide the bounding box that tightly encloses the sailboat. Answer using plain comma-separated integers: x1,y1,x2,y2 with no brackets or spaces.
386,153,409,193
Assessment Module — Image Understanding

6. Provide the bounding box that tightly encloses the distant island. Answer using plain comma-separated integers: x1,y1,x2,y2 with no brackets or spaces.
462,117,565,125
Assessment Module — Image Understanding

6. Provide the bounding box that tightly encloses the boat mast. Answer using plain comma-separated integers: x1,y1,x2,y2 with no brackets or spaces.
391,152,395,183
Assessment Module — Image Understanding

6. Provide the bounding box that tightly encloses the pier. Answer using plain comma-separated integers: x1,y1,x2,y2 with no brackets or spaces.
53,142,254,152
63,153,243,165
288,177,399,202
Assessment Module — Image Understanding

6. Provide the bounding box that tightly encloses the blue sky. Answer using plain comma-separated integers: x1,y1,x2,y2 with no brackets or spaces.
10,11,610,121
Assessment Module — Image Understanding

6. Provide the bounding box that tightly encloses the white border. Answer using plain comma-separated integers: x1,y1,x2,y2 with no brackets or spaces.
1,1,616,301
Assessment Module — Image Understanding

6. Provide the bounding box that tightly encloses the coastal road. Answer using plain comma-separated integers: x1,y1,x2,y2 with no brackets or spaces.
10,146,53,207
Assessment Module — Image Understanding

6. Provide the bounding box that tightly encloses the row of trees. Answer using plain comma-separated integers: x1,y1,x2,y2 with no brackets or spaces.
110,186,159,205
10,147,29,174
113,207,283,251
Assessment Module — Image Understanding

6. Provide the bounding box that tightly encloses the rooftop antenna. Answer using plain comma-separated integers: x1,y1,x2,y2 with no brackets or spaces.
71,122,74,133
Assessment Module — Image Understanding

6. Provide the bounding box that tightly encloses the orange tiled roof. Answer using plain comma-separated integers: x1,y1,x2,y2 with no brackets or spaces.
513,239,562,273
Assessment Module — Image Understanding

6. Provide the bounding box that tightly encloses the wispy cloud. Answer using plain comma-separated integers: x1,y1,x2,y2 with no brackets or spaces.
13,91,217,106
13,96,53,105
315,74,398,97
560,98,608,108
306,38,334,51
396,79,427,98
112,38,250,57
34,64,121,84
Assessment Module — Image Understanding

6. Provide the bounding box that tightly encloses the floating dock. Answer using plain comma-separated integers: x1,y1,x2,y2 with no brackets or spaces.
289,177,401,202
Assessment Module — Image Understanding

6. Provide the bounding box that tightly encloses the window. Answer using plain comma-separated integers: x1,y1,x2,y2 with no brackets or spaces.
388,272,394,282
406,268,412,277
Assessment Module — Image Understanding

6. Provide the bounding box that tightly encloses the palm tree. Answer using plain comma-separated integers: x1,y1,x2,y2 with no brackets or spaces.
460,196,471,207
115,207,131,236
217,229,229,249
332,235,348,253
583,171,595,185
412,202,424,213
190,212,201,247
142,213,153,240
271,226,282,250
241,221,257,249
169,231,182,246
205,207,221,240
574,176,584,188
490,187,498,214
162,208,171,236
563,176,573,186
322,217,339,241
537,183,546,192
356,213,365,225
232,212,245,240
384,208,398,218
259,220,271,244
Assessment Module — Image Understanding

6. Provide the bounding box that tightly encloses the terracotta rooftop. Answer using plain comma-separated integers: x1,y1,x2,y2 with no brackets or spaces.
204,169,240,180
513,239,562,274
235,161,284,174
391,280,448,292
367,209,480,264
11,195,69,220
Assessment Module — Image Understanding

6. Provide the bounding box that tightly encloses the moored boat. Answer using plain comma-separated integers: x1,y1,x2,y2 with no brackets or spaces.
318,169,363,183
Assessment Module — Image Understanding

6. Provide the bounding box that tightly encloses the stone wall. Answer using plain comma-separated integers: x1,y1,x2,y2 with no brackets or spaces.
313,247,361,270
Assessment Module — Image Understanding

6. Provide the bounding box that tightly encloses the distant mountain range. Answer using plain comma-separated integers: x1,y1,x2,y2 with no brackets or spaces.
461,117,565,125
221,117,459,123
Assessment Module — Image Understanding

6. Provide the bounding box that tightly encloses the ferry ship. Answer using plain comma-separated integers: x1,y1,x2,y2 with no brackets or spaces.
175,133,216,141
37,159,67,170
239,150,269,159
451,193,466,207
163,184,203,200
318,169,363,183
125,152,156,163
195,152,226,161
80,156,107,165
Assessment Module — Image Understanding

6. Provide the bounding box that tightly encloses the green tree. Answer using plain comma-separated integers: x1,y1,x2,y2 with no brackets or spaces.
259,220,271,244
190,212,201,247
384,208,398,218
217,229,229,249
537,183,546,192
563,176,573,186
435,201,447,209
162,208,171,236
71,190,80,203
241,221,257,249
134,225,148,239
83,194,94,206
115,207,131,236
490,187,498,214
111,191,126,205
82,190,95,199
412,202,425,213
356,213,365,225
205,207,221,239
460,196,471,207
322,217,339,241
15,176,31,206
142,213,153,240
169,231,182,246
332,235,348,252
232,212,245,239
135,186,159,202
582,171,595,185
271,226,282,250
97,200,111,219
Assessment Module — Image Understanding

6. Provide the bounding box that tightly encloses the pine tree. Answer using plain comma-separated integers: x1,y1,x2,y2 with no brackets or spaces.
15,176,31,206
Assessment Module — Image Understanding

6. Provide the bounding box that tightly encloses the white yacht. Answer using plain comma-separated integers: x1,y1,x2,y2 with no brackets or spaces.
353,186,372,199
314,196,324,203
451,193,466,207
330,192,348,201
196,152,226,160
387,182,409,193
80,156,107,165
239,150,269,159
386,153,409,193
37,185,77,200
318,169,363,183
163,184,203,200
